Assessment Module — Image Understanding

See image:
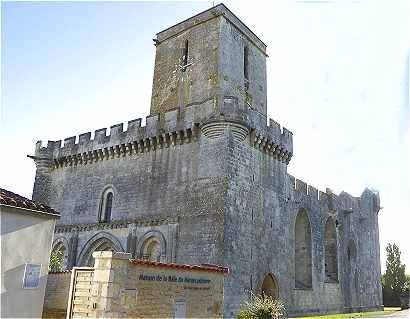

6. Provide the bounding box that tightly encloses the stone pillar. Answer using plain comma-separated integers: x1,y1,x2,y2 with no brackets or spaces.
91,251,131,318
126,231,137,258
68,233,78,269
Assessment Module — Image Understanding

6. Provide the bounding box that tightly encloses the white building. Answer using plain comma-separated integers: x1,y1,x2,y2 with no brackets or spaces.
1,188,60,318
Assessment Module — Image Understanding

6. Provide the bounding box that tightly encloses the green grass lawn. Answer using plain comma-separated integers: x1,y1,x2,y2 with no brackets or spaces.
300,307,402,318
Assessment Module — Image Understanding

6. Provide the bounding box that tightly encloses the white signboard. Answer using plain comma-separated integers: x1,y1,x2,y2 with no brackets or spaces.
22,263,42,289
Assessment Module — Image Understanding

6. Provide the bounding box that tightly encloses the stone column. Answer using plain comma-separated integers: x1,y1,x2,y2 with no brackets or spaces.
68,233,78,269
91,251,131,318
126,230,137,258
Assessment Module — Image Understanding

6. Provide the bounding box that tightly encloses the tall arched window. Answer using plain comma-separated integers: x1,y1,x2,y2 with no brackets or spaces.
99,188,114,223
324,217,338,282
141,237,161,262
295,209,312,289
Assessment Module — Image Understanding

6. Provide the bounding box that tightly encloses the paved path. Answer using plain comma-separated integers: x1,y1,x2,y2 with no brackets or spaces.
381,309,409,318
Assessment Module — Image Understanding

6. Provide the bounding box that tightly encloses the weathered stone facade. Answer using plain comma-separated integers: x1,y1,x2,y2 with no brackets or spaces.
81,251,227,318
31,4,383,317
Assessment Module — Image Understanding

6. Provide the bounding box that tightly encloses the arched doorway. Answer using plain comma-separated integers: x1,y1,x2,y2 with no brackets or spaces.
83,238,116,266
77,232,124,266
261,274,279,299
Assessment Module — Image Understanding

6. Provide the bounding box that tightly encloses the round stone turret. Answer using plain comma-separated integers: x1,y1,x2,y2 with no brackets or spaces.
201,120,249,142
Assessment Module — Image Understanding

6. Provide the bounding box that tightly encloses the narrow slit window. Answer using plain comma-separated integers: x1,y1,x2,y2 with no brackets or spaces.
244,46,249,80
104,192,113,222
182,39,189,71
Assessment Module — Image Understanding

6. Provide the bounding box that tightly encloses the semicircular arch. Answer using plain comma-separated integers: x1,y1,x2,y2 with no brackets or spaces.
77,231,124,266
136,230,167,261
51,236,70,271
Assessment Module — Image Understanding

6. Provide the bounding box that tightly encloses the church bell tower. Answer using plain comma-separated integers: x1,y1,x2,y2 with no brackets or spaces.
150,4,268,117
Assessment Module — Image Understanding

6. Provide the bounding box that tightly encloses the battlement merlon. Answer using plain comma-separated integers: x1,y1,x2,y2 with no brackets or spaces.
287,174,381,215
155,3,267,55
33,102,293,164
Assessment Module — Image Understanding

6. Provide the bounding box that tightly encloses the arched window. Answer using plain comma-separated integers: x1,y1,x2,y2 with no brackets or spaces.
86,239,114,266
295,209,312,289
324,217,338,282
261,274,279,299
79,232,123,267
141,237,161,262
99,188,114,223
50,241,68,271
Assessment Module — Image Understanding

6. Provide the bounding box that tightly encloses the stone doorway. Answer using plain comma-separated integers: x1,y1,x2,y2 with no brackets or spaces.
261,274,279,299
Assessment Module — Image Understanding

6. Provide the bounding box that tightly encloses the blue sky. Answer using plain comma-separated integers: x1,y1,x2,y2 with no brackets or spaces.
1,1,408,272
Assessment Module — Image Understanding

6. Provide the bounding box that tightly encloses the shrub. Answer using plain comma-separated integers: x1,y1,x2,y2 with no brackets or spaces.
49,249,64,272
237,293,286,319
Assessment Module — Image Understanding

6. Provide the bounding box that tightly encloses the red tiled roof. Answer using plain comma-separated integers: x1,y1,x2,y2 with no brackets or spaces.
48,270,71,274
0,188,59,216
129,259,229,274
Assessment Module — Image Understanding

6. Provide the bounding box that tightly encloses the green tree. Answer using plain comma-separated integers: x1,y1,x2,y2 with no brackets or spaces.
48,249,64,272
382,243,407,306
404,275,410,293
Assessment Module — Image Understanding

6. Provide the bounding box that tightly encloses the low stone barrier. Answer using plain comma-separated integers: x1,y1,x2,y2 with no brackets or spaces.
42,271,71,318
90,251,229,318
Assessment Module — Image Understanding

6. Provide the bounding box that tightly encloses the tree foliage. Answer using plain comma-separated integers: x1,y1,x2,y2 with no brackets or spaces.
237,293,286,319
382,243,407,306
48,249,64,272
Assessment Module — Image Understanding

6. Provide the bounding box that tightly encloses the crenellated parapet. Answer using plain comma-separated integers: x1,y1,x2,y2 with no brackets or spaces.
35,108,204,169
249,118,293,164
286,174,380,215
34,97,294,169
199,97,293,164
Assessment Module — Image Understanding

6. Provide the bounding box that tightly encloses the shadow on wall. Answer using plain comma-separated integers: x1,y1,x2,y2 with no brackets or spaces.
42,272,71,319
0,215,44,235
1,264,48,318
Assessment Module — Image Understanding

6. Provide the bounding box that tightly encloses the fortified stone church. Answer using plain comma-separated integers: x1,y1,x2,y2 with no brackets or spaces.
31,4,383,317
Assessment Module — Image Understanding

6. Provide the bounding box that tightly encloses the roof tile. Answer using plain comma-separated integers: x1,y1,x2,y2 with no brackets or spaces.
129,259,229,274
0,188,59,216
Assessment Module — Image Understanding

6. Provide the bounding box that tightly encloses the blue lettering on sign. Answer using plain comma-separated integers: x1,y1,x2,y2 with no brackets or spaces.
138,273,211,285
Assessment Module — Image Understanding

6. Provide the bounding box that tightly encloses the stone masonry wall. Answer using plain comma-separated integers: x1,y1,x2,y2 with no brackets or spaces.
32,4,382,318
220,126,382,316
33,102,381,317
90,251,226,318
219,16,267,116
42,272,71,319
151,15,219,115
